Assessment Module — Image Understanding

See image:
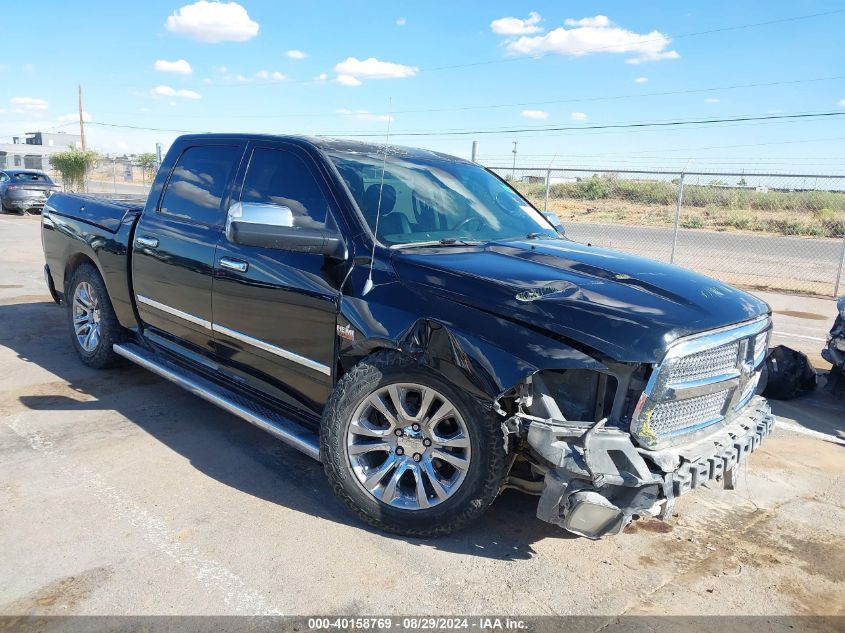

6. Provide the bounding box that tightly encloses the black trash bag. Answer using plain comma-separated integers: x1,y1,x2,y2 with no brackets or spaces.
762,345,817,400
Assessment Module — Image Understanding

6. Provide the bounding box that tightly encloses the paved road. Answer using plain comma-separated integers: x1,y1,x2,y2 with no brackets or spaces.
1,215,843,617
565,222,845,296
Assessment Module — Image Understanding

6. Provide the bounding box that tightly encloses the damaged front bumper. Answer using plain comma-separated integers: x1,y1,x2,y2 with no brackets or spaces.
527,396,775,539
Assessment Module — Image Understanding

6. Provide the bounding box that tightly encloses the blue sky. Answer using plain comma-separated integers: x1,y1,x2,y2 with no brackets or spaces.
1,1,843,171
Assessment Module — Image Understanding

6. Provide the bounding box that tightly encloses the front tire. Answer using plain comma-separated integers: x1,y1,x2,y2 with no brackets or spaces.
66,263,123,368
321,351,508,537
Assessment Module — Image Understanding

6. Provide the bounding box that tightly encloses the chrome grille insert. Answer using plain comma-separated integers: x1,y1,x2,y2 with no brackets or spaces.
631,317,771,449
649,389,730,438
667,341,740,384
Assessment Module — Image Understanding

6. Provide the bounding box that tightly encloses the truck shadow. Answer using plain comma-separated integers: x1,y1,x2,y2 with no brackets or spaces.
2,299,567,560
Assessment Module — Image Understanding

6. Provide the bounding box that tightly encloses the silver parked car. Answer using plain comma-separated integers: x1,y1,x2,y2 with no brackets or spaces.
0,169,59,214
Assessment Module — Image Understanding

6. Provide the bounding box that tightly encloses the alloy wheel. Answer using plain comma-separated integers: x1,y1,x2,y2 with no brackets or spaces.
72,281,101,352
346,383,472,510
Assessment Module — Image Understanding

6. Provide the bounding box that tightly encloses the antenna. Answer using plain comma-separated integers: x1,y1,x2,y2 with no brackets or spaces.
362,98,392,296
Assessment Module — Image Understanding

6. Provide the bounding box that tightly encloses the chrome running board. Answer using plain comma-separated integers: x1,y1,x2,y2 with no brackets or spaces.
113,342,321,461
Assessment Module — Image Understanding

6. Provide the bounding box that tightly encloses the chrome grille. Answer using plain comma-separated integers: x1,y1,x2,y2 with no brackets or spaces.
667,341,740,384
648,389,730,437
632,317,771,448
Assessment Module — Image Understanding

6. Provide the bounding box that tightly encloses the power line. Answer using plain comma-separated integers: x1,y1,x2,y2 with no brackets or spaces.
82,111,845,140
332,111,845,137
96,75,845,119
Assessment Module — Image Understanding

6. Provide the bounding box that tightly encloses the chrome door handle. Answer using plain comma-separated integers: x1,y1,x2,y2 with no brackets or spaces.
219,257,249,273
135,236,159,248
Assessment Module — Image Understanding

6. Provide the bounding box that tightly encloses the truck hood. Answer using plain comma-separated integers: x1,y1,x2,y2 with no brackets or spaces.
391,238,769,363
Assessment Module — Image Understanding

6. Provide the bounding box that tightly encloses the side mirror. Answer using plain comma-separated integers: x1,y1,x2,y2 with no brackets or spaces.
226,202,346,258
543,212,566,236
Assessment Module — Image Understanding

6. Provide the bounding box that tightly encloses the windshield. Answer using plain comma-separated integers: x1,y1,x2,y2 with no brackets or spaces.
328,150,557,246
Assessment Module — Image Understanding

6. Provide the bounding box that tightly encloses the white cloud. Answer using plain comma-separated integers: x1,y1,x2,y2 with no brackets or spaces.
316,73,329,81
704,97,720,103
634,76,648,83
491,11,543,35
571,112,588,121
254,70,285,81
215,65,228,73
333,57,418,83
521,109,549,120
396,17,406,26
503,15,679,65
286,49,308,59
336,108,393,122
154,59,193,74
151,85,202,99
165,1,259,43
838,99,845,107
57,111,93,123
564,15,610,27
10,96,48,111
336,74,362,87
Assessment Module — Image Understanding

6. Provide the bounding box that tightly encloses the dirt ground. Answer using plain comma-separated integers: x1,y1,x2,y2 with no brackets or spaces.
1,214,843,617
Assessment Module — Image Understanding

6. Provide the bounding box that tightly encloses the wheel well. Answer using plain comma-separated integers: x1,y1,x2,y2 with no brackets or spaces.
63,253,97,294
336,346,400,382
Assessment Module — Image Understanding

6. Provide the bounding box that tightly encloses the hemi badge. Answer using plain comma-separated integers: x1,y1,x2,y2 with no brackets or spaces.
336,324,355,341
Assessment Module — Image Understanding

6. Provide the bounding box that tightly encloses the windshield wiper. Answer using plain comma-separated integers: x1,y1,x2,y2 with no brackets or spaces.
525,232,561,240
393,238,483,249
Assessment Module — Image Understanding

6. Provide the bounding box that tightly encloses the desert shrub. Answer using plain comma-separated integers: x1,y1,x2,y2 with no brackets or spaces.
573,175,611,200
682,215,705,229
717,212,754,230
49,149,98,192
614,179,676,205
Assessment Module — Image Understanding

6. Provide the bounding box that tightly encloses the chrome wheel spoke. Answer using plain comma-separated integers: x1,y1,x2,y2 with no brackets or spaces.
433,432,469,449
407,387,434,422
426,401,454,430
386,384,406,418
410,463,430,509
347,440,390,455
366,393,399,427
431,448,469,471
422,459,449,501
363,454,398,490
380,461,408,503
349,420,390,438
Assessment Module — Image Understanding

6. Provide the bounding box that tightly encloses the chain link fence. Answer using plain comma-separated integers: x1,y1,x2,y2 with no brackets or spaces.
489,166,845,297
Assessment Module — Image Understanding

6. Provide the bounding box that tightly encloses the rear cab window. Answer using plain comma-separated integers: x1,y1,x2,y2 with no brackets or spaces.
160,145,240,226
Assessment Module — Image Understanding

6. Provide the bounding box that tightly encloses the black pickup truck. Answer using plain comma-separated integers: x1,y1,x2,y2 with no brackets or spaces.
42,134,775,539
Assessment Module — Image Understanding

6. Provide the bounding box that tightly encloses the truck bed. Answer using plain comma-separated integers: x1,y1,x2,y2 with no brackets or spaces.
43,192,145,330
45,192,147,233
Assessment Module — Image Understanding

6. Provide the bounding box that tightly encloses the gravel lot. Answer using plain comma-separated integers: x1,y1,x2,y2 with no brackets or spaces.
1,214,843,617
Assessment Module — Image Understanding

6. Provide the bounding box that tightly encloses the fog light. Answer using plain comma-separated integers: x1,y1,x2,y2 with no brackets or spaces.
562,490,624,539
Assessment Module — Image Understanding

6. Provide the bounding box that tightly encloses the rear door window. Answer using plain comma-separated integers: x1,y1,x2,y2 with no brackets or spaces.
160,145,239,226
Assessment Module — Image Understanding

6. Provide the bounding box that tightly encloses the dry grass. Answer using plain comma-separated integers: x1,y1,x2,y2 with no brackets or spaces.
514,178,845,239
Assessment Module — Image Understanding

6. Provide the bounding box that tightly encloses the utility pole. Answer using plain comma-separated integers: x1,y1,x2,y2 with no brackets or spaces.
78,84,87,151
511,140,518,180
471,141,479,163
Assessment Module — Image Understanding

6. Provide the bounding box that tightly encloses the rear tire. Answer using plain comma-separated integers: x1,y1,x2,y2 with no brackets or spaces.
321,351,508,537
66,263,123,368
